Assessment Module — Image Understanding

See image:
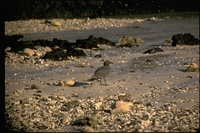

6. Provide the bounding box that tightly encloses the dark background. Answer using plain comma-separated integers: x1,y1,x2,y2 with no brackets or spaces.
4,0,199,21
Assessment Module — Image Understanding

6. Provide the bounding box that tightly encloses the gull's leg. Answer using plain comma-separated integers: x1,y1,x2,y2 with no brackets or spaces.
104,78,108,86
100,79,102,85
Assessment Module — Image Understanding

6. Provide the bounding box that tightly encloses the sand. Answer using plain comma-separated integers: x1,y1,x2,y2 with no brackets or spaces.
5,14,199,131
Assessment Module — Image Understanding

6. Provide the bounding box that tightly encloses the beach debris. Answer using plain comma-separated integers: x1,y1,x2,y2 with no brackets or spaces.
143,47,164,54
116,36,144,47
171,33,199,46
185,63,199,72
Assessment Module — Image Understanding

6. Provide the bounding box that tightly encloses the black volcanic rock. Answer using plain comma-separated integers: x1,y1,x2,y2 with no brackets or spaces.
76,35,115,49
143,47,164,54
172,33,199,46
76,35,99,49
43,48,68,61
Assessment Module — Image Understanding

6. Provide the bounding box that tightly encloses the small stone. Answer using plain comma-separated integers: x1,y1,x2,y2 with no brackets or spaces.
65,79,75,87
185,63,199,72
31,84,40,90
94,54,102,58
23,48,35,56
52,21,61,27
59,80,65,86
164,40,172,45
94,102,102,110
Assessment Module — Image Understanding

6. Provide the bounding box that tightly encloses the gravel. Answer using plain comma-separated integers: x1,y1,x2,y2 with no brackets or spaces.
5,17,159,35
5,89,199,132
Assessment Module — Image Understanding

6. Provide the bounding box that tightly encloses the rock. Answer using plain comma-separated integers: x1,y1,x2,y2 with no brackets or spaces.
117,36,144,47
75,63,86,68
82,126,95,132
111,101,133,114
76,35,115,49
94,102,102,110
143,47,164,54
71,116,98,128
76,35,99,49
5,47,11,52
98,37,115,46
31,84,40,90
94,54,102,58
171,33,199,46
65,80,76,87
66,49,87,57
118,93,132,102
43,48,68,61
51,21,61,27
61,100,80,111
164,40,173,45
23,48,35,56
185,63,199,72
59,80,76,87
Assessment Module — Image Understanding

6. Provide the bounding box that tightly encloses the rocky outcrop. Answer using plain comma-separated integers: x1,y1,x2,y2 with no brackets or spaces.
4,35,116,60
76,35,115,49
171,33,199,46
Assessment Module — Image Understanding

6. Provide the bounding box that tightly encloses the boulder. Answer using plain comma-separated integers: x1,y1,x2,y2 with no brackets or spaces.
117,36,144,47
76,35,115,49
43,48,68,61
76,35,99,49
171,33,199,46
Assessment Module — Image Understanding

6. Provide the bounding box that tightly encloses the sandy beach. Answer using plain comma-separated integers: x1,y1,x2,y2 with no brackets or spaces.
5,14,199,132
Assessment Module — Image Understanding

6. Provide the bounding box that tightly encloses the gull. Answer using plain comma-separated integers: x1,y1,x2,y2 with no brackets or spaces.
87,60,113,85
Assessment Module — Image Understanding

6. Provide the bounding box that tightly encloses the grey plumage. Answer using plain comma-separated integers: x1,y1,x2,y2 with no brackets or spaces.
88,60,113,85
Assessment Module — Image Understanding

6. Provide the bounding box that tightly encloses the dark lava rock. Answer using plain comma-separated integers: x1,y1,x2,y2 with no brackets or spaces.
143,47,164,54
98,37,115,46
31,84,40,90
76,35,115,49
66,49,86,57
43,48,68,61
71,116,98,128
4,34,24,52
76,35,99,49
171,33,199,46
94,54,102,58
43,47,86,60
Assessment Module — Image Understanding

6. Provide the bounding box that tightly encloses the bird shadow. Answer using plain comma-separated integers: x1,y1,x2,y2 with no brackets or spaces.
177,69,186,72
74,81,89,87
